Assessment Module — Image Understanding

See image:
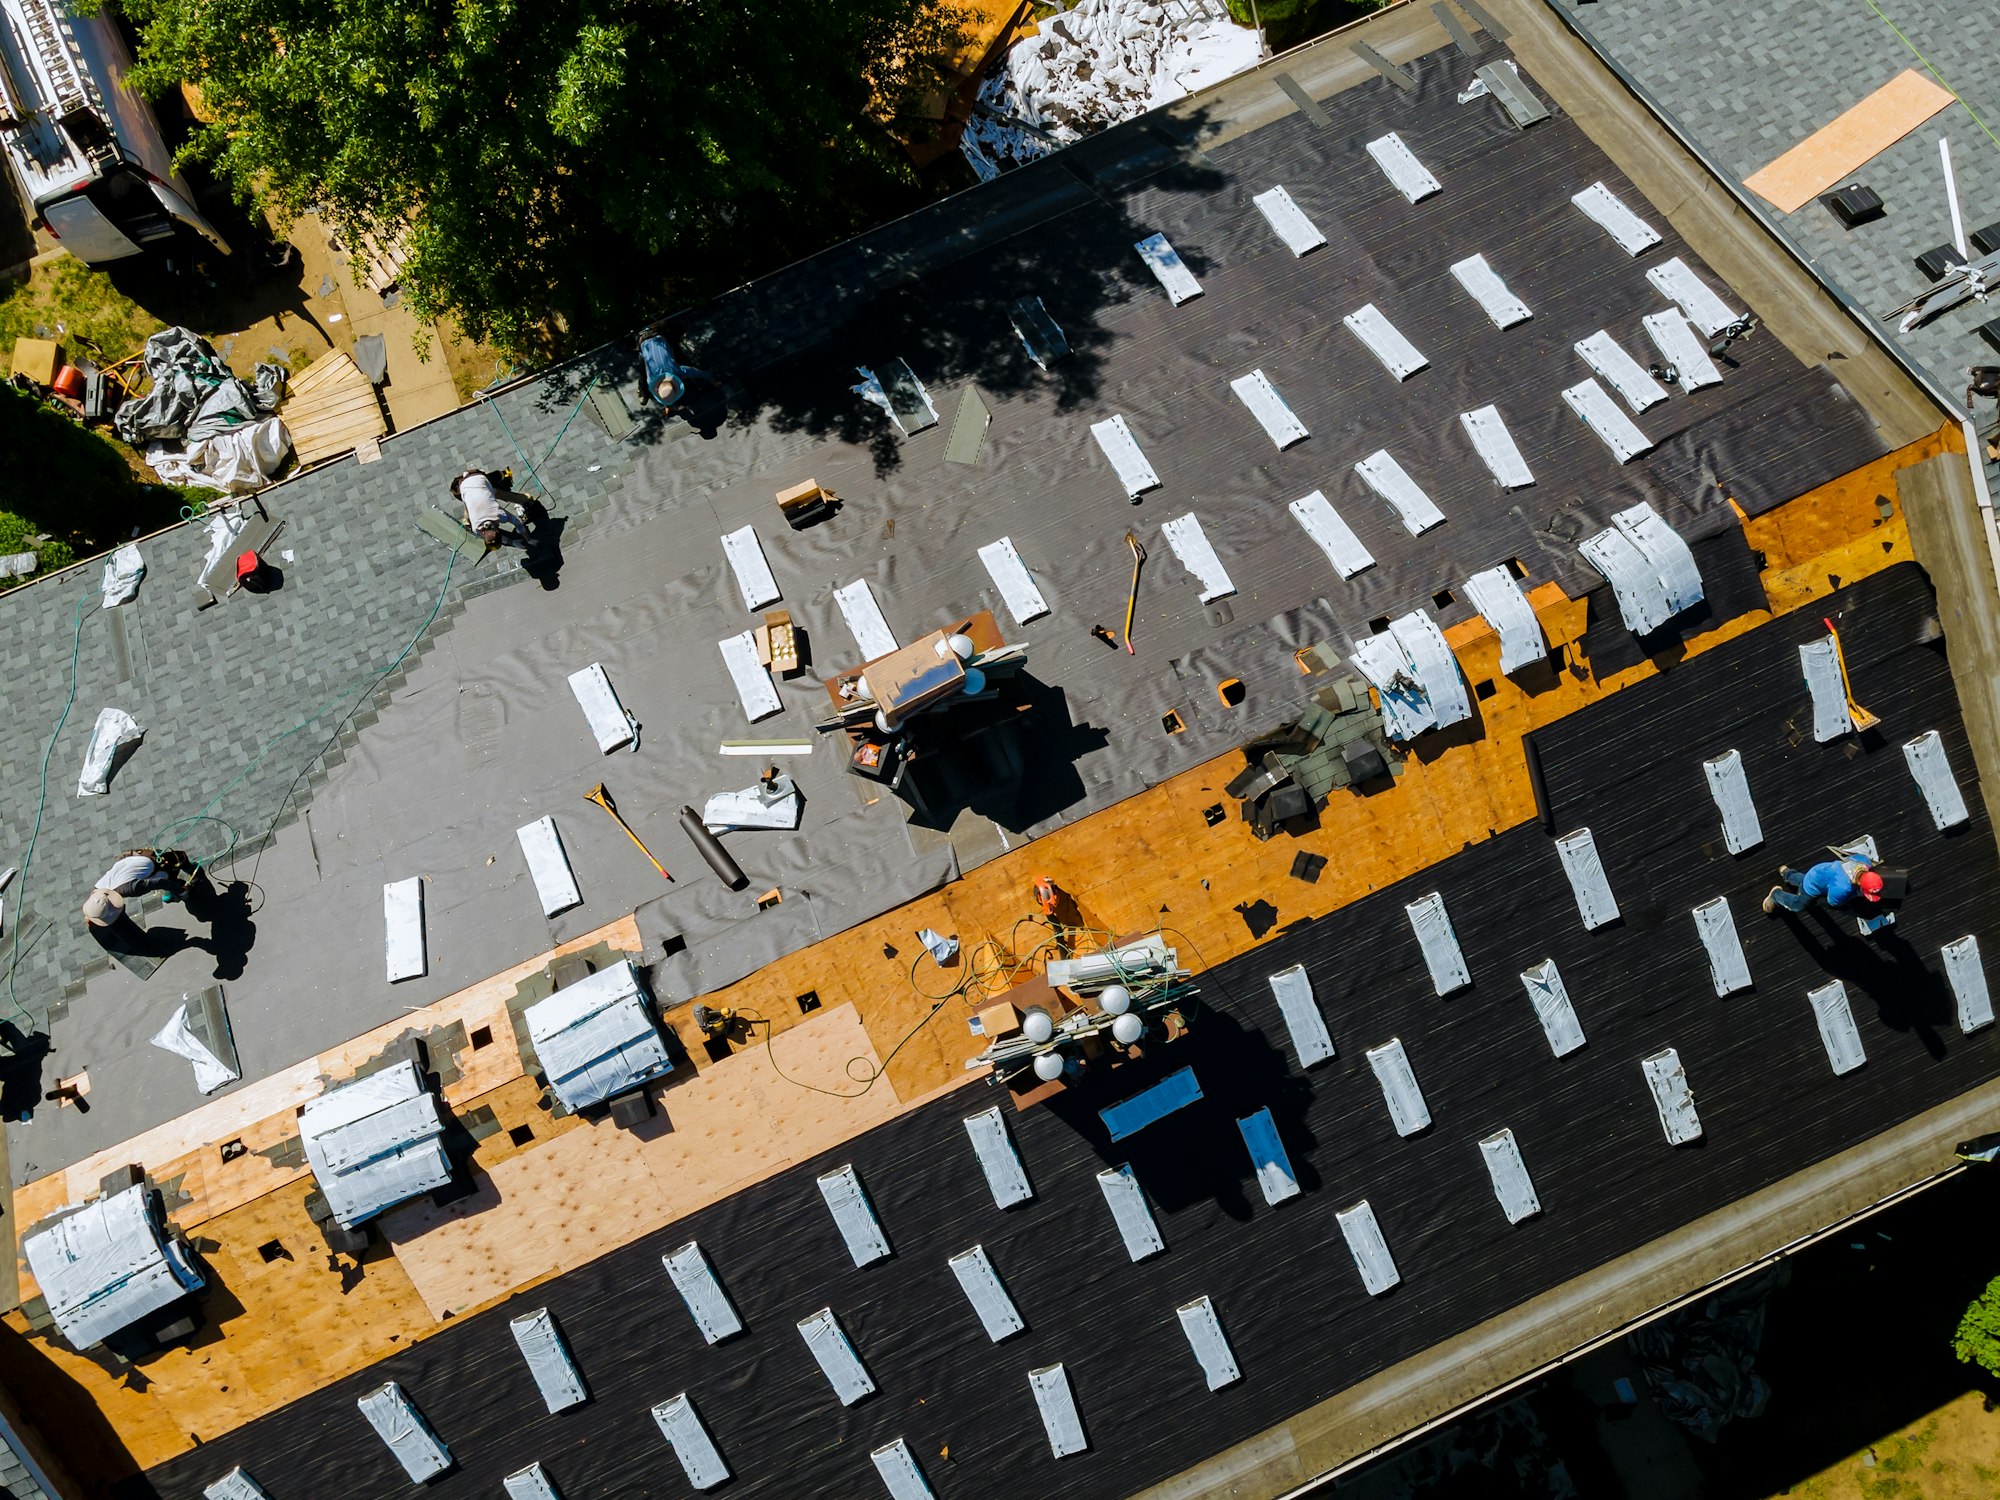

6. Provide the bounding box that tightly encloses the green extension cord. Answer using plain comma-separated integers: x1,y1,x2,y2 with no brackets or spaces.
3,593,93,1026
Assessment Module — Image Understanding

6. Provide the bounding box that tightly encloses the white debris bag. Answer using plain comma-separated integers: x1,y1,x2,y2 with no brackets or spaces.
101,543,145,607
150,1003,241,1094
77,707,143,796
196,507,251,586
147,418,292,496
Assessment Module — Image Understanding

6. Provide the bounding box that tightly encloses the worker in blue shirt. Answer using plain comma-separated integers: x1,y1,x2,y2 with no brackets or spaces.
1764,856,1885,915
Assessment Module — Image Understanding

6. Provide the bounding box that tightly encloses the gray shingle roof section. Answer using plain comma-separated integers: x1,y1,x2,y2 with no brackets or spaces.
1567,0,2000,408
0,365,645,1041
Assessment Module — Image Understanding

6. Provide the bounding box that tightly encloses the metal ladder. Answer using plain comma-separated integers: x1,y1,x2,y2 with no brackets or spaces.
20,0,89,116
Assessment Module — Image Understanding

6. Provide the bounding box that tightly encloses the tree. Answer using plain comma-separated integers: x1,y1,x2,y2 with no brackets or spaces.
0,383,152,568
1953,1273,2000,1379
125,0,962,357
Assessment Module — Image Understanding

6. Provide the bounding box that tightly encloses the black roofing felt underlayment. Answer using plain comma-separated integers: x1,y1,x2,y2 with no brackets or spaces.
138,560,1999,1500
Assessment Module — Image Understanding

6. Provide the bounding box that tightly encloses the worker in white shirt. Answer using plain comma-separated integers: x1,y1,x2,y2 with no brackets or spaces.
81,849,193,929
451,468,545,549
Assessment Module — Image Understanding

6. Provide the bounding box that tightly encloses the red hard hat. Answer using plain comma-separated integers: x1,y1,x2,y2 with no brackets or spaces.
1858,870,1885,902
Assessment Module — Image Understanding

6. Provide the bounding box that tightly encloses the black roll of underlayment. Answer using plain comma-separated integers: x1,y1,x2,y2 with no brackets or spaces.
1523,730,1554,835
679,806,747,890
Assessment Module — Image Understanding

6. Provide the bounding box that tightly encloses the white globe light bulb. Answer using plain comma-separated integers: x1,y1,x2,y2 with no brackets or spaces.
1022,1007,1054,1043
1032,1052,1065,1081
1111,1013,1144,1045
1097,984,1131,1015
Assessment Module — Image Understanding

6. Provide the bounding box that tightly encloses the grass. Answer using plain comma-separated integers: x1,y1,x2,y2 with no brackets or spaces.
0,255,165,366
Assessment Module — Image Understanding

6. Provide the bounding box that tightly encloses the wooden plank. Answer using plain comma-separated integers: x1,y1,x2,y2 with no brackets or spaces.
283,351,355,398
286,383,378,416
285,391,382,426
1744,69,1953,213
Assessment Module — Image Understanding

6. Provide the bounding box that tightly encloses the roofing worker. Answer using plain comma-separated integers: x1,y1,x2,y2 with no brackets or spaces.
82,848,192,929
639,335,713,414
1763,854,1885,915
452,469,543,550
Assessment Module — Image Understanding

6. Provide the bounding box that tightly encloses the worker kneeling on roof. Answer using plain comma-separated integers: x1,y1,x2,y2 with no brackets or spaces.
1763,854,1884,916
452,468,546,550
81,848,194,929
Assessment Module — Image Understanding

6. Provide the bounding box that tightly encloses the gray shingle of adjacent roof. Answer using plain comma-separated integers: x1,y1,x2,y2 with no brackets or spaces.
1570,0,2000,403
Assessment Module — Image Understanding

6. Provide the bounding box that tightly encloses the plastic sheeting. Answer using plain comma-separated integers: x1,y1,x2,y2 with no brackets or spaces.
522,959,673,1112
150,1003,241,1094
76,706,142,796
961,0,1262,178
114,327,282,447
23,1184,204,1348
146,419,292,496
101,543,145,607
298,1059,452,1227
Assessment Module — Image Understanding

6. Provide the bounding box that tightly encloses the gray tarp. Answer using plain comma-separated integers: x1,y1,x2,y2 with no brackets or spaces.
114,328,286,446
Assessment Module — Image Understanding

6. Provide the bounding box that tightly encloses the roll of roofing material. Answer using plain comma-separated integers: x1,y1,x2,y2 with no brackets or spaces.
679,806,746,890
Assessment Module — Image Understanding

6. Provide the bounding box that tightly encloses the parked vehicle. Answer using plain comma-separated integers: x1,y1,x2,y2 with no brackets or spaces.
0,0,227,264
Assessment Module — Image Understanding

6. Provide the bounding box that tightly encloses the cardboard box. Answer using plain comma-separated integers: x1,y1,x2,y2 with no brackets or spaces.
975,1001,1021,1040
11,338,60,387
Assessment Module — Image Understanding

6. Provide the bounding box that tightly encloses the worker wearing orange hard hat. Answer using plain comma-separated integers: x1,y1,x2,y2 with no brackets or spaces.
1763,855,1883,916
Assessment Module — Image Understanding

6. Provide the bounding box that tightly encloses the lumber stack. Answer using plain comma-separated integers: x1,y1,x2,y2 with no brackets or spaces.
280,350,388,467
354,227,411,294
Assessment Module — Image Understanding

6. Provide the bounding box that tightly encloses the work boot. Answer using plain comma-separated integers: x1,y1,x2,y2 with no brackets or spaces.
1762,888,1781,915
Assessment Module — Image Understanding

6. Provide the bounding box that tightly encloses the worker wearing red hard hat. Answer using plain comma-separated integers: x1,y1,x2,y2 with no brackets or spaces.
1763,855,1884,915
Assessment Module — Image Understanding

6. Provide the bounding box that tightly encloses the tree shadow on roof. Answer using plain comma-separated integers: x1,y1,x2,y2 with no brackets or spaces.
522,107,1232,474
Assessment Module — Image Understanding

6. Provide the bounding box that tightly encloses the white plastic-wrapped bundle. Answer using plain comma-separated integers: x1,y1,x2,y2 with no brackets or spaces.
961,0,1262,179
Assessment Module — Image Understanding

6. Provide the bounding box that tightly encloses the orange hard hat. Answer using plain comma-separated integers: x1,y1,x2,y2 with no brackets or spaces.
1858,870,1885,902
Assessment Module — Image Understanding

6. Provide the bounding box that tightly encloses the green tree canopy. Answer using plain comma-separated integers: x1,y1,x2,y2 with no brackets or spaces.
1954,1272,2000,1380
126,0,962,355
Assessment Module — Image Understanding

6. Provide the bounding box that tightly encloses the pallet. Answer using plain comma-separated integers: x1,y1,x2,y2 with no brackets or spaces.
279,350,388,467
354,226,411,295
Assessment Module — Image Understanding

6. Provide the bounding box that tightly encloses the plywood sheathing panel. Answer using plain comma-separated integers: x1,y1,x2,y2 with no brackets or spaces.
381,1001,904,1319
1742,69,1955,214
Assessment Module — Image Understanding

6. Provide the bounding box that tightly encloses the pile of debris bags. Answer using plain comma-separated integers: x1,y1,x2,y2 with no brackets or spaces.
1627,1264,1785,1442
961,0,1263,179
113,327,294,494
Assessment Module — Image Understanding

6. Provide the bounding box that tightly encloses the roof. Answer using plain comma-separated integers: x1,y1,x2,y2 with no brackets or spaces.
2,1,1997,1495
136,565,2000,1500
1567,0,2000,422
0,4,1888,1183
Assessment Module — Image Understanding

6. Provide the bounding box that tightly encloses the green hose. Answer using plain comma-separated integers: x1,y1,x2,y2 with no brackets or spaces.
4,593,94,1026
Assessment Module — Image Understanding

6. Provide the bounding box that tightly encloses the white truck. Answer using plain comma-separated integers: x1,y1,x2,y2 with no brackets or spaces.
0,0,227,264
